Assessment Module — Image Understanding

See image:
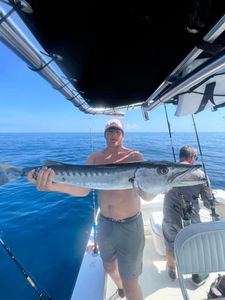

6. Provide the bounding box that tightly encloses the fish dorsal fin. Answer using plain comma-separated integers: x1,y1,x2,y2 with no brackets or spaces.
43,160,64,166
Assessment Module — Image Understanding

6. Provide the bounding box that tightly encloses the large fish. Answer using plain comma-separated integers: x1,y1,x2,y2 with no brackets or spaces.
0,160,206,194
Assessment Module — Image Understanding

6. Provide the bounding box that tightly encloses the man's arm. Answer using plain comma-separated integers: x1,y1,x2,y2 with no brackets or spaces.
200,180,214,209
27,154,97,197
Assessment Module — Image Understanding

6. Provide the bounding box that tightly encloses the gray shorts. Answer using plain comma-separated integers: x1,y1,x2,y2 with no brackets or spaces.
97,212,145,279
162,221,182,251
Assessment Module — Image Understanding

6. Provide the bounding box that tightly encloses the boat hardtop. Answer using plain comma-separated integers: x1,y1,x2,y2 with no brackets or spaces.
1,1,225,299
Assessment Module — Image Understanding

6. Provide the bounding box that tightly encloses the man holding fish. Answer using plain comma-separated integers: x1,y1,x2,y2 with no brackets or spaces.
28,119,154,300
0,119,200,300
0,119,206,300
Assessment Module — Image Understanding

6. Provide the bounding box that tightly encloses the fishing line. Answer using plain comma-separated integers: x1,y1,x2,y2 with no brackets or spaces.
0,237,52,300
163,104,176,162
191,114,220,221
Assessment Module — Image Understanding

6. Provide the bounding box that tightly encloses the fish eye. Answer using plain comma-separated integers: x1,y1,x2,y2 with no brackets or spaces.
157,167,169,175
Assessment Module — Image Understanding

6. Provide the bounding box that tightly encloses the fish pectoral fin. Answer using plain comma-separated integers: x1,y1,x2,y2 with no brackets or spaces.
43,160,64,166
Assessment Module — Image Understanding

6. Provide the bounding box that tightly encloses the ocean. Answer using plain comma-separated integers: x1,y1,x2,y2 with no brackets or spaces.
0,132,224,300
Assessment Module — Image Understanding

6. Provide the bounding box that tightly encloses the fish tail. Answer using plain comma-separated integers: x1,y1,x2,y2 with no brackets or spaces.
0,163,23,186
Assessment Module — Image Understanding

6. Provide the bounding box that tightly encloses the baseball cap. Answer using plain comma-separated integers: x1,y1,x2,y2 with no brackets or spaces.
104,119,124,134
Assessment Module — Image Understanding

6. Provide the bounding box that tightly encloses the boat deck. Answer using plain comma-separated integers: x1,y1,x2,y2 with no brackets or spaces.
106,190,225,300
71,189,225,300
106,234,225,300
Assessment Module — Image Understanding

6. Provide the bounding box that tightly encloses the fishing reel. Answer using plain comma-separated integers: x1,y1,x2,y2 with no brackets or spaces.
181,201,195,227
178,192,197,228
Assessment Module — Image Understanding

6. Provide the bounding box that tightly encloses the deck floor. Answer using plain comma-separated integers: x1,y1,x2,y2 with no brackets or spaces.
106,234,225,300
105,191,225,300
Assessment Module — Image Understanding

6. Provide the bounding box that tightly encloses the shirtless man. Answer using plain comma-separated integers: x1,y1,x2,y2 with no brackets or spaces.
28,119,154,300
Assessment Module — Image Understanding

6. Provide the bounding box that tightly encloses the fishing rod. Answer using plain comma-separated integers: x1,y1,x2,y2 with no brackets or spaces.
91,189,99,255
179,192,192,228
89,118,98,255
163,104,176,162
0,237,52,300
163,105,192,225
191,114,220,221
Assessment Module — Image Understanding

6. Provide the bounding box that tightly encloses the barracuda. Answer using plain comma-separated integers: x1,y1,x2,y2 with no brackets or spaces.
0,160,206,194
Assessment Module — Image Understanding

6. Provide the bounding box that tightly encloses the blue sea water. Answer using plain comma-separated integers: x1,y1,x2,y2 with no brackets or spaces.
0,132,224,300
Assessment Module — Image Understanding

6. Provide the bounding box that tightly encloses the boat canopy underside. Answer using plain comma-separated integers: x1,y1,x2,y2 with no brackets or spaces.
1,0,225,115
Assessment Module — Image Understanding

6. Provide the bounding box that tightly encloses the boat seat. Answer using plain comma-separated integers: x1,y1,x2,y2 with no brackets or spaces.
149,208,212,257
174,220,225,300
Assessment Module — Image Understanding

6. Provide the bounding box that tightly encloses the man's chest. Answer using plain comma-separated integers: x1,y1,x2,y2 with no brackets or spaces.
95,152,132,164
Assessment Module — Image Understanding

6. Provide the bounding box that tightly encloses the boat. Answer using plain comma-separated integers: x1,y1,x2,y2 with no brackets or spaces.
1,1,225,299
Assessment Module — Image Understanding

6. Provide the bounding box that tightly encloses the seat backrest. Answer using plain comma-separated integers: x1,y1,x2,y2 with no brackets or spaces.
174,221,225,275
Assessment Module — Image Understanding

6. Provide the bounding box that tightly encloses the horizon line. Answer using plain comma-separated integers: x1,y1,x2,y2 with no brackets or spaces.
0,131,223,134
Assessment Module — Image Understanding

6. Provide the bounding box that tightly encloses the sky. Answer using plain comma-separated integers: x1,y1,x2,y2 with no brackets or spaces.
0,4,225,133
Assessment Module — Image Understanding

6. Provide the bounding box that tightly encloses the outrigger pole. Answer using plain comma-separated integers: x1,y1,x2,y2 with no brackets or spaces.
191,114,220,221
0,238,52,300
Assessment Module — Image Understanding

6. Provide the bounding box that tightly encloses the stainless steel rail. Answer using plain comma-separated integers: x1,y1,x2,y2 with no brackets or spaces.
0,6,140,116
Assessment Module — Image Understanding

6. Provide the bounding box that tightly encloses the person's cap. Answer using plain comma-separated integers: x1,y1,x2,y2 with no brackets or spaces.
104,119,124,134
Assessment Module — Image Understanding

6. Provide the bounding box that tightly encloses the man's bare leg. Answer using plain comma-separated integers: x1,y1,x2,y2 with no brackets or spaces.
166,249,176,280
166,249,175,269
122,278,143,300
104,260,123,290
104,260,144,299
